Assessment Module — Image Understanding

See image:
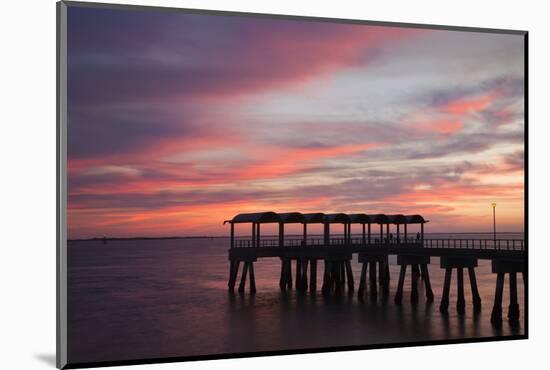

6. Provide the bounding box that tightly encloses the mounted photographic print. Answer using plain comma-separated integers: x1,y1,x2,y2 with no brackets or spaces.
56,1,527,368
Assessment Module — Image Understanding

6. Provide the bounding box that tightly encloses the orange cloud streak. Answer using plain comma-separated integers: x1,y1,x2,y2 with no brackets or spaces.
416,120,463,136
69,196,331,238
69,143,384,197
236,143,383,180
442,92,499,115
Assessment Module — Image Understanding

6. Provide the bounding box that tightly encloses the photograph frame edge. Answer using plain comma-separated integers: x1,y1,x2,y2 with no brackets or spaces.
61,0,528,35
57,1,69,369
56,1,529,368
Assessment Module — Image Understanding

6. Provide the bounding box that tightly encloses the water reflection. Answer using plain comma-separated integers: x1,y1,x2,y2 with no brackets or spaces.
67,238,524,364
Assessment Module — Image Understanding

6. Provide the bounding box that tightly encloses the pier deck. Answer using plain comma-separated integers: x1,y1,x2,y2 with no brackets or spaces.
229,238,524,260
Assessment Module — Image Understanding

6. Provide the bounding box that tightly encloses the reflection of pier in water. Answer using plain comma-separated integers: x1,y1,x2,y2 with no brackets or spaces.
224,212,525,327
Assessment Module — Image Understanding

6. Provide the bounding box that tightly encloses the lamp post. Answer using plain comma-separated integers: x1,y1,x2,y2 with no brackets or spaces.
491,203,497,247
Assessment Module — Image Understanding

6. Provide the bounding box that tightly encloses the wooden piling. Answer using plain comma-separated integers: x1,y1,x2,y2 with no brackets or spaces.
385,256,390,281
468,267,481,312
369,260,378,299
238,262,249,293
228,260,240,292
394,265,407,304
337,261,346,291
287,259,293,289
322,261,331,294
310,259,317,291
358,263,367,297
439,268,452,313
378,260,385,286
456,268,465,314
301,259,309,292
345,260,354,292
414,264,421,280
249,262,256,294
332,262,339,292
411,264,419,304
508,272,520,323
369,261,377,282
279,259,287,291
491,272,505,325
334,262,343,293
228,261,234,288
296,259,302,290
421,264,434,302
381,258,390,294
339,261,345,292
340,261,346,287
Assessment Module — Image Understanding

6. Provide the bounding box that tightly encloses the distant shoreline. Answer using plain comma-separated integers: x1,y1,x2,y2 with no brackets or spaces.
68,231,525,242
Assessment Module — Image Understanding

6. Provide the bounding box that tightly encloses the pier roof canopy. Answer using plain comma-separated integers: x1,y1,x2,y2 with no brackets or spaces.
228,212,281,224
405,215,428,224
348,214,371,224
367,214,389,224
325,213,350,223
278,212,306,223
387,214,407,224
302,213,326,223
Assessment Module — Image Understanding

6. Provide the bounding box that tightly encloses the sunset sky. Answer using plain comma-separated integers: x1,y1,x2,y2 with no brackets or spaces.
67,6,525,239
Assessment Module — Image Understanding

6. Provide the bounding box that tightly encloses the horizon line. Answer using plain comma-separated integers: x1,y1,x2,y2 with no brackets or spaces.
68,231,525,242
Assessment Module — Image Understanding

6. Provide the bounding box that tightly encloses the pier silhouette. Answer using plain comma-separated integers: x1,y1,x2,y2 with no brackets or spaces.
224,212,525,327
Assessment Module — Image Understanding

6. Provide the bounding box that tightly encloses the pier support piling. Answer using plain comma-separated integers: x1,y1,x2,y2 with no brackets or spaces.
381,258,390,295
279,259,287,291
439,257,480,314
410,264,419,304
345,260,354,292
378,259,385,285
468,267,482,312
310,259,317,292
358,254,387,299
340,262,344,284
395,255,431,305
322,261,331,294
395,265,407,305
301,259,309,292
421,264,434,302
228,260,240,292
287,260,293,289
296,259,302,291
490,258,524,326
491,272,505,325
369,261,378,300
334,261,344,294
319,258,354,295
440,268,452,313
414,264,422,280
238,262,249,293
358,263,367,298
385,256,391,281
249,261,256,294
508,272,520,323
456,268,465,315
228,261,234,288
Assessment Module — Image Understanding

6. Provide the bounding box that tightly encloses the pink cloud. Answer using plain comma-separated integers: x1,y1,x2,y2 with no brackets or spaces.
442,92,499,115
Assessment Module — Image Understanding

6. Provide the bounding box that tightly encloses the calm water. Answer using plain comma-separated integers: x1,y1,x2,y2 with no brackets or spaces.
67,234,525,364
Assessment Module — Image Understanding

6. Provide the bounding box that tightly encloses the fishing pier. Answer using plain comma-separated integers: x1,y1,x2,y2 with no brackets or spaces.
224,212,525,326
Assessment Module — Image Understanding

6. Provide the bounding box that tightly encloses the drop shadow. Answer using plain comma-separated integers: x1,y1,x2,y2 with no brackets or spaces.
34,353,56,367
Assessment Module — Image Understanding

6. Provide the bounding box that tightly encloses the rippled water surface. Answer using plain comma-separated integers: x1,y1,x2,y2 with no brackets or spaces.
67,235,525,364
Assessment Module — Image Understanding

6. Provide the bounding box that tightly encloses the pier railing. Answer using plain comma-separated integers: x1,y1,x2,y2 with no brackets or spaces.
423,238,524,251
233,237,524,251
